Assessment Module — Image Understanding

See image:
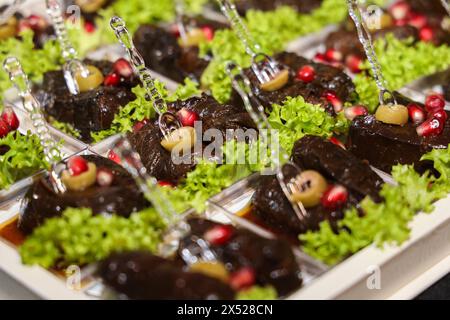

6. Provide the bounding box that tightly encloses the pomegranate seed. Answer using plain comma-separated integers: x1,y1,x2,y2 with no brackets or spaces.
104,72,120,86
431,109,448,123
323,91,343,113
1,107,19,131
296,65,316,83
329,137,346,150
425,94,445,112
18,20,32,33
321,185,349,210
325,48,343,62
314,52,328,63
96,168,114,187
113,58,133,78
204,225,234,246
389,1,410,20
419,26,434,42
177,108,199,127
201,26,214,41
416,117,444,137
345,54,363,73
107,149,121,164
407,103,426,125
323,90,337,100
408,13,427,29
67,156,89,176
394,18,408,27
132,118,149,133
84,21,96,33
229,267,256,291
170,24,181,37
103,72,120,87
344,105,368,121
157,180,174,188
27,14,47,31
0,119,10,138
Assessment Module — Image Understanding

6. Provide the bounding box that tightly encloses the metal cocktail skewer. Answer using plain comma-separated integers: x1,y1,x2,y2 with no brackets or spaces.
110,16,182,139
174,0,188,43
46,0,90,95
0,0,26,25
441,0,450,16
216,0,286,86
111,137,217,263
347,0,397,106
3,57,66,194
225,63,308,223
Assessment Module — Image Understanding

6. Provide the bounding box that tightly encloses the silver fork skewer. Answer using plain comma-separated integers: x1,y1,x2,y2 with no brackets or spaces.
46,0,89,95
226,63,308,222
0,0,26,25
3,57,66,194
441,0,450,16
216,0,282,84
110,16,181,139
112,136,217,262
174,0,188,42
347,0,397,106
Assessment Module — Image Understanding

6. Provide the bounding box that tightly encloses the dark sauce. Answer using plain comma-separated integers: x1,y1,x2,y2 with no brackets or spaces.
0,217,25,247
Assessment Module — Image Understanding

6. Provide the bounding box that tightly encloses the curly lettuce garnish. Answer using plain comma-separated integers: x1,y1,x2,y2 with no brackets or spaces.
0,30,63,97
161,139,270,212
0,131,58,190
201,0,348,103
237,286,278,300
20,207,166,268
91,78,201,143
355,35,450,111
268,96,349,152
300,146,450,265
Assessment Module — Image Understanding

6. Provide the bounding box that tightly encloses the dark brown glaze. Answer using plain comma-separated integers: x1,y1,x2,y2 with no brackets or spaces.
180,218,303,297
19,155,148,235
292,135,383,201
325,25,419,60
98,251,235,300
36,60,137,143
407,0,448,16
348,112,450,173
252,135,382,239
232,0,322,15
236,51,355,111
133,18,226,83
128,93,255,183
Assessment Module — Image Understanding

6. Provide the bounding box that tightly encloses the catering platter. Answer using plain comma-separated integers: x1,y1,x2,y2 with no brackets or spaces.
0,0,449,300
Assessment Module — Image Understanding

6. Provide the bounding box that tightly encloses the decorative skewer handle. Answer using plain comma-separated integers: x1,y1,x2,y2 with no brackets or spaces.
112,136,199,258
46,0,78,61
347,0,396,105
0,0,26,25
215,0,260,57
46,0,89,95
110,16,168,115
225,62,288,168
112,137,178,223
174,0,188,41
441,0,450,16
3,57,61,164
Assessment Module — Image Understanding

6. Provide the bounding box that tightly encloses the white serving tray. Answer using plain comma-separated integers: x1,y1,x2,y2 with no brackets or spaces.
209,175,450,300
